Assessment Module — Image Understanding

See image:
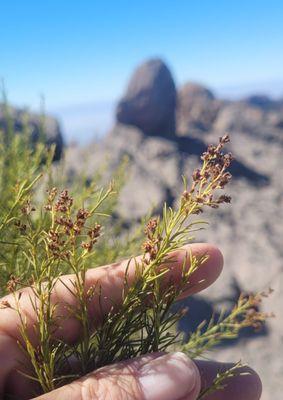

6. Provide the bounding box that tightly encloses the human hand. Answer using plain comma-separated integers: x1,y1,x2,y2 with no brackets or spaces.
0,244,261,400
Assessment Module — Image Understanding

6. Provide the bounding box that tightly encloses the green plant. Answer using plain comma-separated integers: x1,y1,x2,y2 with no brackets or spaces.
0,107,269,399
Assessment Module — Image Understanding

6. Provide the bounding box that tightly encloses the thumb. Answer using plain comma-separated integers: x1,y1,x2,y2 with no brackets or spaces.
34,352,201,400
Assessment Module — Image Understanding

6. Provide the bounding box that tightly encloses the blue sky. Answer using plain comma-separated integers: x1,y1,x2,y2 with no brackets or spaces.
1,1,283,140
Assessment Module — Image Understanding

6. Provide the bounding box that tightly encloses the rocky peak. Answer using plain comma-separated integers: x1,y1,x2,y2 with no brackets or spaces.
116,58,177,138
0,104,64,160
176,82,222,134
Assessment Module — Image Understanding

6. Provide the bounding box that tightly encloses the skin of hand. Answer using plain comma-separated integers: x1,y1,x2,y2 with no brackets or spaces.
0,243,262,400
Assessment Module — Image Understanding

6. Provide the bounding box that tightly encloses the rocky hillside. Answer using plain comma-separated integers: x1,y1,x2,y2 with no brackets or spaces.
0,104,64,160
65,58,283,400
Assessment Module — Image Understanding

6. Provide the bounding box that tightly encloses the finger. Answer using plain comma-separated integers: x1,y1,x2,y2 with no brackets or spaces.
165,243,223,298
0,243,223,345
0,243,222,396
33,352,201,400
195,360,262,400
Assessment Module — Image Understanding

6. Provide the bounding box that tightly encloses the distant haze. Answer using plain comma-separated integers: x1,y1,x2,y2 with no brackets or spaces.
50,79,283,144
216,79,283,99
50,101,116,144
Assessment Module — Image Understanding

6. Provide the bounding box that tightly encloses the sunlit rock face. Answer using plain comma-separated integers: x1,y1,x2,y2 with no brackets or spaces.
116,58,177,138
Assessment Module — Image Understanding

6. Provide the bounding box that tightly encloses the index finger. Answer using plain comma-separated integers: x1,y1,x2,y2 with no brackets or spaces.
0,243,223,396
0,243,223,344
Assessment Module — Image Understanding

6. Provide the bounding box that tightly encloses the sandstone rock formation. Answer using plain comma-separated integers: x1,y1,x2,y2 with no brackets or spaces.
0,105,64,160
116,58,176,138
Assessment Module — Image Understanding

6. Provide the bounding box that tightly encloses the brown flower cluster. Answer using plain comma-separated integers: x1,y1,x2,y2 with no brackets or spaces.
47,229,67,259
6,274,20,292
74,209,90,235
182,135,233,214
142,218,161,262
241,290,274,332
141,136,233,261
21,200,36,215
54,189,73,213
44,187,58,211
45,189,101,258
81,223,101,252
0,300,11,309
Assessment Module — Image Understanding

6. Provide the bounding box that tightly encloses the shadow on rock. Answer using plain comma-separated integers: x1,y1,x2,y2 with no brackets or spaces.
174,280,269,348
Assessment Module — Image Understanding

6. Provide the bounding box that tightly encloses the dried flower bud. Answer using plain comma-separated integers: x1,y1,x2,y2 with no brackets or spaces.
145,218,158,238
81,241,93,252
217,194,232,204
7,275,20,292
207,144,216,155
0,300,11,309
88,224,101,240
76,209,90,228
47,187,58,203
55,190,73,213
219,172,232,188
143,240,154,253
192,169,202,182
182,191,191,202
220,134,230,144
21,200,36,215
223,152,233,167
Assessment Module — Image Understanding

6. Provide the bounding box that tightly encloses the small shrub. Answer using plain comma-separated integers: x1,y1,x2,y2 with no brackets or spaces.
0,104,269,398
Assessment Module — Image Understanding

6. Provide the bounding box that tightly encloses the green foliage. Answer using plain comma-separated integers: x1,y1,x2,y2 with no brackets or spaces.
0,100,136,295
198,362,244,399
0,104,269,398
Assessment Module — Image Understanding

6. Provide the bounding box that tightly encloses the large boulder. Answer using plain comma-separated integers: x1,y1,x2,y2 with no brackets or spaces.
176,82,221,134
0,105,64,161
116,59,177,138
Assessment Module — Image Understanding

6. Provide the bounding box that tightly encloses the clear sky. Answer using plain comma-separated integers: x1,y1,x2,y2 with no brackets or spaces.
1,0,283,111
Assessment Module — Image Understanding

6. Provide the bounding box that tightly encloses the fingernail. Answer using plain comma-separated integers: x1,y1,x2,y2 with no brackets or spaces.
138,352,200,400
